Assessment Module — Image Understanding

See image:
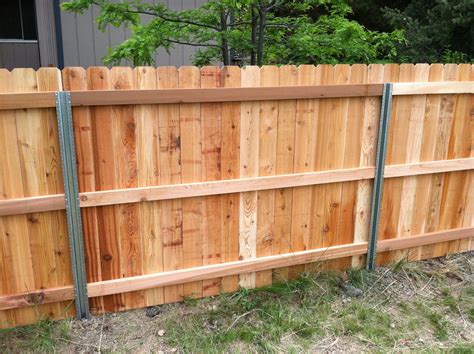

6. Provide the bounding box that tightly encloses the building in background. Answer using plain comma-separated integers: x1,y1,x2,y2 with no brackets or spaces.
0,0,203,70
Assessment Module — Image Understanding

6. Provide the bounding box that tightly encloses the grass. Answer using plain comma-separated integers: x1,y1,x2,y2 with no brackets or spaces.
0,316,71,352
1,252,472,352
159,253,473,352
162,273,341,351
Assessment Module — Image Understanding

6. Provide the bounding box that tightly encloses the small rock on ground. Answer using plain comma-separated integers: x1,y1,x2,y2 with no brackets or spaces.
342,284,363,298
145,306,161,318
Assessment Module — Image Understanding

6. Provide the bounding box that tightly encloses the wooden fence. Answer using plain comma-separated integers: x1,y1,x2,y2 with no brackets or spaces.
0,64,472,328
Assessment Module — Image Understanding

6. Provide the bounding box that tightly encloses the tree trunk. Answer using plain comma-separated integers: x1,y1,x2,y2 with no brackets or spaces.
256,7,267,66
250,8,258,65
220,11,230,66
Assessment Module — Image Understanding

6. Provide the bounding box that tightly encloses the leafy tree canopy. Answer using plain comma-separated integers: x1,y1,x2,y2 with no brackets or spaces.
350,0,473,62
62,0,404,66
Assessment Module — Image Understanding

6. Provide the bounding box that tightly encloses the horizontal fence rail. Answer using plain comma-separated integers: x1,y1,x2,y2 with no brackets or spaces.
1,158,472,216
1,226,472,311
0,64,472,329
0,81,472,110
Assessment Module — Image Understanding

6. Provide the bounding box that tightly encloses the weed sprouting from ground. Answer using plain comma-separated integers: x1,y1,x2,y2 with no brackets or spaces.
347,267,376,290
162,253,474,352
163,272,342,352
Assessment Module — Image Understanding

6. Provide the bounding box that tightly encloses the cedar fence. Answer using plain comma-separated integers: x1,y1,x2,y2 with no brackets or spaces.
0,64,472,329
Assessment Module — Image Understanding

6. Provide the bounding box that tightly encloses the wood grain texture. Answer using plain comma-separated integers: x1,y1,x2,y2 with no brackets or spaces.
379,64,473,264
377,64,402,265
200,66,223,296
428,64,461,258
3,158,472,216
110,67,144,310
157,67,183,304
352,64,383,267
291,65,317,278
273,65,298,281
2,81,471,111
392,81,473,95
397,64,429,261
67,84,384,107
86,227,473,298
330,64,353,270
63,66,105,314
239,66,260,288
220,66,241,293
0,68,73,328
0,92,56,110
87,67,124,313
255,66,279,287
179,66,203,299
1,64,472,329
417,64,449,260
134,66,164,307
2,226,473,313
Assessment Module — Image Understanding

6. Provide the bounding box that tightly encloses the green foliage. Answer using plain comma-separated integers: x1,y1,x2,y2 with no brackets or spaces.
347,267,376,290
350,0,473,63
0,317,71,352
62,0,404,66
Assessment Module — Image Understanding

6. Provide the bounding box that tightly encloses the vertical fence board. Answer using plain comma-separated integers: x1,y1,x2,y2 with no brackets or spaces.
256,66,279,287
445,64,472,254
63,67,104,314
466,65,474,251
88,67,124,312
429,64,459,258
157,67,183,303
329,64,352,270
134,66,164,307
377,64,401,265
179,66,203,299
0,69,37,326
273,65,298,281
291,65,317,277
399,64,429,261
417,64,445,260
220,66,241,293
239,66,260,288
352,64,383,267
338,64,367,268
312,64,339,271
110,67,144,310
200,66,223,296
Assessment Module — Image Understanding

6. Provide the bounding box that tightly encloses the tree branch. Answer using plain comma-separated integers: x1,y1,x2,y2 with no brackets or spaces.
91,0,219,30
165,39,221,48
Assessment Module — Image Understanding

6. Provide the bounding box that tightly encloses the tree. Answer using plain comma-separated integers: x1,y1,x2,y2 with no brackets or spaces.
62,0,404,66
350,0,473,63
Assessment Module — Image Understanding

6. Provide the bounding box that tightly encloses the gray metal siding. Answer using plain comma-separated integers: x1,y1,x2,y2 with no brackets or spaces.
0,42,40,70
59,0,205,68
35,0,59,67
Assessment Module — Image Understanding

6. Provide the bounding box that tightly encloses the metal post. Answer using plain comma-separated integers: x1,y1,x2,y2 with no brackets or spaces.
366,83,393,271
56,91,90,319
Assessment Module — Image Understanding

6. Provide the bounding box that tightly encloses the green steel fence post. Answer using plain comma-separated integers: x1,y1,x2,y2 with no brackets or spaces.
56,91,90,319
366,83,393,271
